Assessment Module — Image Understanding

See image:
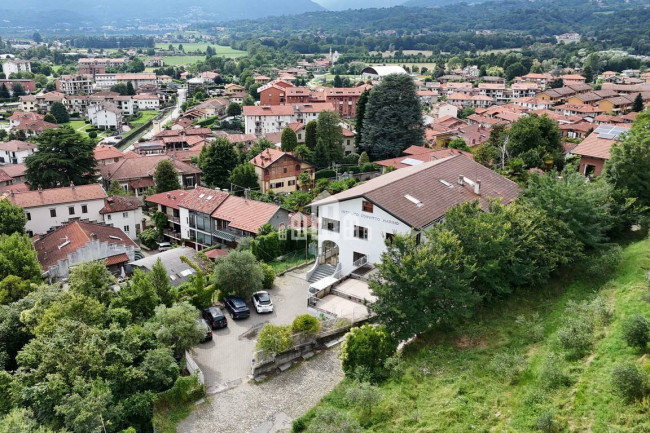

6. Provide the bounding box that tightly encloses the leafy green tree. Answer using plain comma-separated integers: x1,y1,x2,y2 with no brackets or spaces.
153,159,181,193
139,347,179,392
355,89,370,148
261,263,275,290
256,324,294,354
306,407,362,433
11,83,25,97
152,211,168,238
0,84,9,99
297,171,312,191
339,324,397,382
610,363,648,402
198,138,239,189
358,151,369,165
313,139,330,169
68,261,117,304
150,258,174,307
632,93,644,112
226,102,242,116
333,74,343,87
0,408,58,433
126,81,136,96
212,250,263,298
361,74,423,160
582,65,594,83
110,83,129,95
242,95,255,106
0,233,41,282
448,137,470,151
0,275,33,305
522,171,613,251
128,58,145,73
316,111,344,163
305,120,318,150
50,102,69,124
507,114,563,169
230,163,259,190
282,191,313,212
345,381,382,418
54,378,112,433
505,62,527,81
605,111,650,226
370,229,478,340
26,127,97,188
146,301,202,356
111,269,159,322
0,199,26,235
34,292,105,336
281,126,298,152
43,113,57,124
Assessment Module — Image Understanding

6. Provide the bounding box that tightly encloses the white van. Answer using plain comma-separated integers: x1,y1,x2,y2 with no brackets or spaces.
157,242,171,252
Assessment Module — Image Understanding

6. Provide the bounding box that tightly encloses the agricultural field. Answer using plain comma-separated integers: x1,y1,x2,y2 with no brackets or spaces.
154,43,246,57
159,56,206,66
296,236,650,432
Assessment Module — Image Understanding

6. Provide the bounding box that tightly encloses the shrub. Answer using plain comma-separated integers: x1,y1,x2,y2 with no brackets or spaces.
535,412,561,433
138,228,160,249
487,351,527,384
556,317,594,360
315,169,336,180
256,324,294,354
515,313,545,343
345,381,382,418
582,245,623,279
340,324,398,383
361,162,379,172
292,314,321,336
538,353,571,389
610,363,648,401
157,374,204,406
88,131,98,139
621,313,650,350
261,264,275,290
305,407,362,433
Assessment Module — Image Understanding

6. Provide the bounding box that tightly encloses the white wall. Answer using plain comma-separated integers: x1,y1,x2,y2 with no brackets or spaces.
103,207,143,240
24,198,105,235
0,148,34,164
316,197,411,277
245,114,293,135
179,207,190,240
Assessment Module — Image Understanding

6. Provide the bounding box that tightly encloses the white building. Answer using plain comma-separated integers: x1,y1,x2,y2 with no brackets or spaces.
7,184,108,236
242,103,335,135
2,59,31,76
100,195,144,240
94,73,158,90
88,102,123,130
309,155,520,279
133,94,161,110
360,65,408,81
0,140,36,164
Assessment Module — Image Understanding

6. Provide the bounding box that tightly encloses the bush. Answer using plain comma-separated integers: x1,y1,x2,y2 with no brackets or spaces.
515,313,545,343
261,263,275,290
340,324,398,383
538,353,571,389
361,162,379,173
138,228,160,249
611,363,648,401
621,313,650,350
256,324,294,354
292,314,321,336
345,381,382,418
535,412,561,433
88,131,98,139
304,407,362,433
487,351,527,384
157,374,204,406
315,169,336,180
582,245,623,279
556,317,594,360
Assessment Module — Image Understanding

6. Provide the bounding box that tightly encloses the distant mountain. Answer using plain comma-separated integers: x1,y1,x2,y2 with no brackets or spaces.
314,0,406,10
0,0,325,29
402,0,494,6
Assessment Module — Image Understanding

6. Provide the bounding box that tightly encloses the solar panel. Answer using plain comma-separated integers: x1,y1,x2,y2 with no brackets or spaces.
595,124,628,140
401,158,424,166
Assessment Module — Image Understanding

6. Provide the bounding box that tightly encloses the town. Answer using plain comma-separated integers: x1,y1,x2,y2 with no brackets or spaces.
1,0,650,432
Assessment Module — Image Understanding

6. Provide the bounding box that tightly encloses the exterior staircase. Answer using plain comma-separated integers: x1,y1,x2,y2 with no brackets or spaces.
308,264,336,283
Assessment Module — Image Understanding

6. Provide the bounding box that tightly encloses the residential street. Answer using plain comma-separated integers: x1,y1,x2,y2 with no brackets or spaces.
177,346,343,433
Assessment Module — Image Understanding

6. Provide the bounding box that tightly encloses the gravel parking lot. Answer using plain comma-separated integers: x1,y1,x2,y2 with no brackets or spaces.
190,268,311,393
177,346,344,433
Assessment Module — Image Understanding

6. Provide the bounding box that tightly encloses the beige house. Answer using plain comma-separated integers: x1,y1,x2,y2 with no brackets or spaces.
250,148,314,194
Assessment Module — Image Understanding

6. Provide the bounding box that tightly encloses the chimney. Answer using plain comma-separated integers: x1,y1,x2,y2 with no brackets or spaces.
90,233,97,240
457,175,464,186
244,188,249,200
9,189,14,197
474,179,481,195
166,192,171,198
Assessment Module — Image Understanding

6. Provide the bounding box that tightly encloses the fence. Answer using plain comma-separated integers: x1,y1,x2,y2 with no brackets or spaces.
185,350,205,386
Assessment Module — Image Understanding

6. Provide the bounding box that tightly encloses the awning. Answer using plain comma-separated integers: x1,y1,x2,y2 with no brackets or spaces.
213,229,236,242
105,253,130,266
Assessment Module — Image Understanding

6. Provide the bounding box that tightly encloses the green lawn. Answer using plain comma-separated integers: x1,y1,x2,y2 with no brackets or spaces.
129,110,158,128
154,43,246,57
61,120,110,141
296,236,650,432
268,250,315,274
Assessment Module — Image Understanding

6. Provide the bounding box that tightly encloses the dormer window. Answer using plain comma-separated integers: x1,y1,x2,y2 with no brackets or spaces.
362,200,373,213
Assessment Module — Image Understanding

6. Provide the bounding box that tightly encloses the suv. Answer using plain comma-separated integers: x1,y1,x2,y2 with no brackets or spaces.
202,307,227,329
196,318,213,343
252,291,274,314
224,296,250,319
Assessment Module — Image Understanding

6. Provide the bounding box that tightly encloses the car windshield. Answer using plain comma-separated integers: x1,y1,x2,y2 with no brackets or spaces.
209,307,224,318
257,293,271,304
231,298,246,308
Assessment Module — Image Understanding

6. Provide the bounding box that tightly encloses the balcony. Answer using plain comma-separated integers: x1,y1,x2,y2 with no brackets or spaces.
163,228,182,240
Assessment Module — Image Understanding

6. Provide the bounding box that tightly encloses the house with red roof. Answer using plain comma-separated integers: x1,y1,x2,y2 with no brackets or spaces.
8,111,57,137
100,195,144,240
146,186,290,249
571,124,630,176
250,147,315,194
0,140,36,164
33,220,138,281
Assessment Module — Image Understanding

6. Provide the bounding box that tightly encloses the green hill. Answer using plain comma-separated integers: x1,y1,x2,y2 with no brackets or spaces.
296,236,650,431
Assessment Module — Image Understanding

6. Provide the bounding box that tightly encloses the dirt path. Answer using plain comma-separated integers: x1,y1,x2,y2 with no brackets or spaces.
177,347,343,433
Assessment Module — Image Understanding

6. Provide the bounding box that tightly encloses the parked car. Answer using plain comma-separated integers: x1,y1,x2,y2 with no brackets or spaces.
157,241,171,252
196,318,213,343
223,296,250,319
202,307,227,329
252,291,274,314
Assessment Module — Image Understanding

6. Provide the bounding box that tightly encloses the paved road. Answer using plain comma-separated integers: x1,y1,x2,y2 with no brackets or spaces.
177,346,343,433
190,268,311,393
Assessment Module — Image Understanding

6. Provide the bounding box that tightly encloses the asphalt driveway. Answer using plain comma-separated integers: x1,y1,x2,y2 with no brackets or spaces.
190,268,311,393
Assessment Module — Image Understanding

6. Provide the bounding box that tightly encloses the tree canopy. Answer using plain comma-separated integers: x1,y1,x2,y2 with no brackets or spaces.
0,200,26,235
198,138,239,189
153,159,181,193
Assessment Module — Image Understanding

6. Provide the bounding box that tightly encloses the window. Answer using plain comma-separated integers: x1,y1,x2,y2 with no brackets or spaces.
362,200,374,213
283,167,288,173
385,233,395,244
107,214,112,221
122,212,128,218
123,225,130,232
81,205,88,214
68,206,76,215
322,218,340,233
50,209,56,218
26,212,31,221
354,225,368,240
288,180,296,186
295,164,301,171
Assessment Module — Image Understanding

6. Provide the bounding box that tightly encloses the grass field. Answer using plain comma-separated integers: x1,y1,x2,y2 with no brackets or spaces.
129,110,158,128
62,120,110,141
154,43,246,58
159,56,206,66
296,235,650,432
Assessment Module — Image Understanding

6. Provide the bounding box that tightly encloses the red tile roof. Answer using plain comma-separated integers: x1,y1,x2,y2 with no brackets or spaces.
376,148,473,169
204,249,230,259
243,105,294,116
211,195,282,233
99,195,143,214
145,189,188,210
0,140,36,152
34,220,136,269
94,144,125,161
572,125,630,160
7,184,106,208
177,186,229,214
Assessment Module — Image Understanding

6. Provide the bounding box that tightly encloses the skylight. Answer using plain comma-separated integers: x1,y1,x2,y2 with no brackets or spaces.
439,179,453,188
404,194,423,207
198,193,205,198
401,158,423,166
